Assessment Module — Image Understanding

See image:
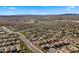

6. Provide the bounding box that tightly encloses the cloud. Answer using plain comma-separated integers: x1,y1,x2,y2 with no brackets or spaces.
66,6,75,11
69,6,75,8
8,7,16,10
2,7,16,10
66,8,71,11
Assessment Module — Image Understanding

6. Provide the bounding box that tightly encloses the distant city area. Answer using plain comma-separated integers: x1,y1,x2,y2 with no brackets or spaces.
0,14,79,53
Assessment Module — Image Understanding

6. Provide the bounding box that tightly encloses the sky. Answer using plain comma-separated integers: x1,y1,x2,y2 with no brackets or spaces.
0,6,79,15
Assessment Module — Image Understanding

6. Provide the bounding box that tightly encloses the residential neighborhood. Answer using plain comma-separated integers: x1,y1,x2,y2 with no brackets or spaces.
0,6,79,53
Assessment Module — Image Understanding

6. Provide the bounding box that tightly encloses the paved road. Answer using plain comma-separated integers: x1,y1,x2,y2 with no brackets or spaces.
2,26,14,33
2,26,43,53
